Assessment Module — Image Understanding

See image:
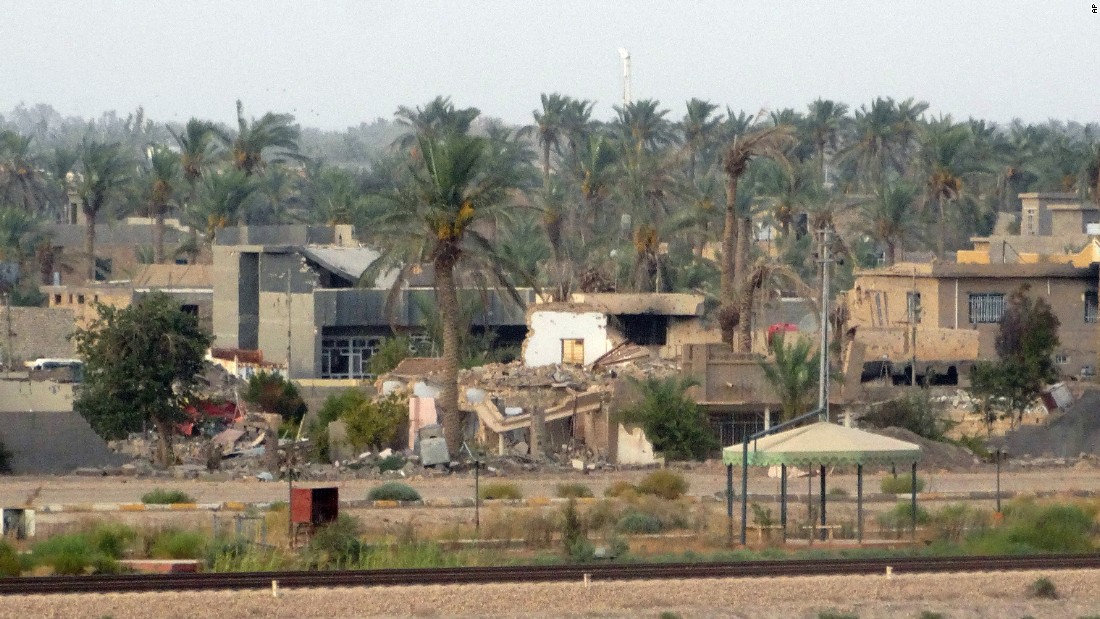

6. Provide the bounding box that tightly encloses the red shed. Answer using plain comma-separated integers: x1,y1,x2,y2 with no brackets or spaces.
290,487,339,526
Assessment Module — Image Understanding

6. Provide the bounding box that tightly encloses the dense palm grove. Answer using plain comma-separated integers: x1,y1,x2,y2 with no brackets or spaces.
3,95,1100,349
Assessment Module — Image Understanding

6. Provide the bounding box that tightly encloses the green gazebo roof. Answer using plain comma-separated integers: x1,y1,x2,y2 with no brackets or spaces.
722,421,922,467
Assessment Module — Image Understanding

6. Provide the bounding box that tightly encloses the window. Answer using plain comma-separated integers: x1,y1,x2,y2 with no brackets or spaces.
1026,210,1035,235
1087,291,1098,324
968,293,1005,324
320,336,382,379
561,339,585,365
180,304,199,317
76,294,85,305
53,294,61,305
906,292,922,324
1055,353,1069,365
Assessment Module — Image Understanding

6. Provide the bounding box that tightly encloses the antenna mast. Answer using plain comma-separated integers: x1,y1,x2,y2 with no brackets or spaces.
617,48,632,105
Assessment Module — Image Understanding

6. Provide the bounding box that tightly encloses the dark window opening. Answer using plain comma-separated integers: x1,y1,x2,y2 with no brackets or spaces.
613,314,669,346
1086,291,1098,324
180,304,199,317
76,294,85,304
94,258,112,282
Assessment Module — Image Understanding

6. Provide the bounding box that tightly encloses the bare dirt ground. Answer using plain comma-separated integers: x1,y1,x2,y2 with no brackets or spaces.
1,569,1098,618
5,464,1099,508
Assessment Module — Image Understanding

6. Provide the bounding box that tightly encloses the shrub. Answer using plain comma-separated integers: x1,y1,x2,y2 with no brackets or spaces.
377,453,407,472
930,504,989,543
561,499,587,557
479,482,522,500
0,540,21,576
1028,576,1058,599
343,392,409,453
636,470,689,500
604,481,637,498
87,522,137,559
659,613,683,619
368,336,412,377
918,612,944,619
31,534,119,575
616,511,663,534
243,371,308,425
953,434,991,460
861,391,952,441
150,529,206,559
618,377,718,461
880,475,925,494
827,487,849,497
556,483,594,499
141,488,195,504
817,611,858,619
303,515,365,569
368,482,421,502
876,503,931,538
966,500,1096,554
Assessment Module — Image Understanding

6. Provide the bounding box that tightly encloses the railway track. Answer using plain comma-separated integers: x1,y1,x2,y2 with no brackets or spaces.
3,554,1098,595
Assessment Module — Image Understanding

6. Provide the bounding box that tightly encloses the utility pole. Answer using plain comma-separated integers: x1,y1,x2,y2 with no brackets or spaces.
817,228,833,421
286,268,292,380
910,268,918,388
617,48,632,106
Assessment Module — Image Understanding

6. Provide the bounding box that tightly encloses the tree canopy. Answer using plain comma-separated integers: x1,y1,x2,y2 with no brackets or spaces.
72,291,212,467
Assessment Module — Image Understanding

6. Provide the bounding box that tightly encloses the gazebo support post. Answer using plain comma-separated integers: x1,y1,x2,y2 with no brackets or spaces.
726,463,734,547
780,464,787,543
910,462,918,541
856,463,863,543
740,441,748,546
819,465,827,542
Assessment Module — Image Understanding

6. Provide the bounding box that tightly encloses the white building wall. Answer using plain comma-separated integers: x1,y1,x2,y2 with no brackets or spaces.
523,311,612,367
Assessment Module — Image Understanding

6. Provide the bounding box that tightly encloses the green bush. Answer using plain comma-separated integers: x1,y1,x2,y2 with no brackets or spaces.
618,377,718,461
479,482,522,500
636,470,689,500
150,529,206,559
880,475,925,494
368,336,412,377
604,480,637,498
0,540,21,576
31,534,120,575
243,371,308,425
303,515,365,569
876,503,931,537
616,511,664,534
930,504,989,543
87,522,138,559
141,488,195,504
817,611,858,619
556,483,594,499
918,612,944,619
343,392,409,453
860,391,953,441
368,482,422,502
953,434,991,460
966,501,1096,554
377,453,407,472
561,499,589,561
1028,576,1058,599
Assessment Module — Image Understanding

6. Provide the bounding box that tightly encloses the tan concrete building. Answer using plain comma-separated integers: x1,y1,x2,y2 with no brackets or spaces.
849,261,1099,380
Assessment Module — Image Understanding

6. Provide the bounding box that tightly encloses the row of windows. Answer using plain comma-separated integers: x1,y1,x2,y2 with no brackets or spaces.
902,291,1098,325
319,335,435,379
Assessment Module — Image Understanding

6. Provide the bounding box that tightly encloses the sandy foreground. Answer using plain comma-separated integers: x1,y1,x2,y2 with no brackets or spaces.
1,569,1099,619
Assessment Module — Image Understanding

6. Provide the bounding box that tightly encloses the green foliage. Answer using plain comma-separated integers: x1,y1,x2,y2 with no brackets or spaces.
880,475,926,494
343,392,409,453
309,388,366,461
658,613,683,619
368,336,412,377
759,333,819,421
636,470,689,500
1027,576,1059,599
917,613,944,619
876,503,931,537
377,453,407,472
604,480,638,498
952,434,991,460
150,529,206,559
619,376,717,461
368,482,422,502
141,488,195,504
965,500,1096,554
479,482,522,500
616,511,664,534
0,540,22,576
555,483,594,499
30,533,121,575
817,611,859,619
929,503,990,543
72,291,211,467
970,285,1060,425
750,503,774,527
861,391,953,441
206,539,289,572
302,514,365,569
243,371,308,425
561,499,592,561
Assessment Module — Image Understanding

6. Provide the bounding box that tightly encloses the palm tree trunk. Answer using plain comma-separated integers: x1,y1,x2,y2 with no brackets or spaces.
736,279,755,353
155,419,173,468
541,142,551,189
886,240,897,266
735,216,752,285
84,209,96,281
435,256,462,456
720,175,739,300
153,204,165,264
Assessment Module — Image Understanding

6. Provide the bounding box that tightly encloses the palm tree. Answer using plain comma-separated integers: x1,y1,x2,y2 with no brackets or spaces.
169,118,224,185
75,141,131,281
858,182,923,266
735,256,810,353
758,332,819,421
0,130,45,213
371,133,524,454
805,99,849,183
230,100,301,177
918,118,977,257
393,96,480,149
843,97,901,190
190,169,257,239
679,98,722,185
530,93,569,188
719,124,794,343
146,147,180,263
0,205,46,281
613,99,675,155
44,146,79,222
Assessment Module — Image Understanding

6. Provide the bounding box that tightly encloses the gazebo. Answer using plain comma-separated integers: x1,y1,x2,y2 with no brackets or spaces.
722,420,922,544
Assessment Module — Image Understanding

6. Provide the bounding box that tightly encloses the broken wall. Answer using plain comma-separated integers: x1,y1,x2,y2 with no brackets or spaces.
0,410,127,473
0,307,77,367
523,310,613,367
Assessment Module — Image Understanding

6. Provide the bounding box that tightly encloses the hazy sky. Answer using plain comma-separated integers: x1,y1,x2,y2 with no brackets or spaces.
2,1,1097,130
